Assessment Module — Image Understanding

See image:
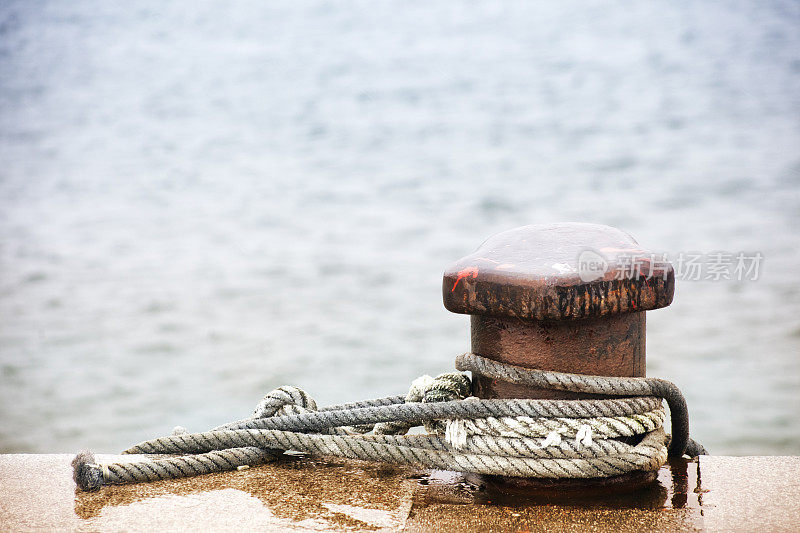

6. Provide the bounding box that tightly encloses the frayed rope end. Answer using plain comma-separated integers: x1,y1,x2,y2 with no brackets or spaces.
540,430,563,448
575,425,593,447
71,451,104,491
445,419,468,450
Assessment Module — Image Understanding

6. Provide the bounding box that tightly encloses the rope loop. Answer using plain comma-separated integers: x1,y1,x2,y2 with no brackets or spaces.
253,386,317,418
71,353,704,491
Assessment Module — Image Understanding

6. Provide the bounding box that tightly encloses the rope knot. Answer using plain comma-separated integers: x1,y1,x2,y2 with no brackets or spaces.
373,372,471,436
407,372,471,403
253,386,317,418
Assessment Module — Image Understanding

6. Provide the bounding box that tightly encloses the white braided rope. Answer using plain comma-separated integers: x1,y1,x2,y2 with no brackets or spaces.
449,408,666,440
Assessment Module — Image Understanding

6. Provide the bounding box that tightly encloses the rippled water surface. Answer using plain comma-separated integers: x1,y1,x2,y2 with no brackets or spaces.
1,1,799,454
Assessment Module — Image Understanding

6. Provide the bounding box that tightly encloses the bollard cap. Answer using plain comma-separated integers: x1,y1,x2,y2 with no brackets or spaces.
443,223,674,321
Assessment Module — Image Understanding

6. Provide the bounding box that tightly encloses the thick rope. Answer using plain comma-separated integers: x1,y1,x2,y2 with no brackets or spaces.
455,353,707,457
72,353,704,491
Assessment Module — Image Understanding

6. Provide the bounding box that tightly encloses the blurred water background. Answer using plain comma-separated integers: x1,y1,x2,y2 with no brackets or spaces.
1,1,799,455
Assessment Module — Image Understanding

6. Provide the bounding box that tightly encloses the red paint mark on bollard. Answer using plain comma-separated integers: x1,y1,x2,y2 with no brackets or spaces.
451,267,479,292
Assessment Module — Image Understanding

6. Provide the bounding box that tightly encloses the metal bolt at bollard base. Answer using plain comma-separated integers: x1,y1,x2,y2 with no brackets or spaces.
443,223,675,494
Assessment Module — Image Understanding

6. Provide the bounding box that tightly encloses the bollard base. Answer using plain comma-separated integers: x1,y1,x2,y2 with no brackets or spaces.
470,314,647,400
464,470,659,500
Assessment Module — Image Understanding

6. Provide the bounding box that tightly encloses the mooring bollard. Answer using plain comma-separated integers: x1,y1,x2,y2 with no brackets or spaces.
443,223,674,491
72,222,695,494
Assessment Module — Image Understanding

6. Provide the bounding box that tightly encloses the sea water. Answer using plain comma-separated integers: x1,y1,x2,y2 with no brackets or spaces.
1,1,799,454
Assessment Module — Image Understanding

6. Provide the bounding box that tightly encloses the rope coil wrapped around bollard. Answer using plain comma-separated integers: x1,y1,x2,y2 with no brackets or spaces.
72,352,705,491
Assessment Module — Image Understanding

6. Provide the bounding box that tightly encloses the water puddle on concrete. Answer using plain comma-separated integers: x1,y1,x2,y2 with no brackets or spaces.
407,458,703,509
73,455,703,531
0,453,708,531
8,454,798,531
72,454,419,530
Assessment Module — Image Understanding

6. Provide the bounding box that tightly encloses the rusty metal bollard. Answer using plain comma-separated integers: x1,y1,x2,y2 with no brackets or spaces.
443,223,674,492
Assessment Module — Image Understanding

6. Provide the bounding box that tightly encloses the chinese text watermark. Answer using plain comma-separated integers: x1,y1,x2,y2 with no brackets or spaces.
577,250,763,282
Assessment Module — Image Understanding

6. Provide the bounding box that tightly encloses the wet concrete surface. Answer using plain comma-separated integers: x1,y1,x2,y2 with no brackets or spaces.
1,453,798,531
